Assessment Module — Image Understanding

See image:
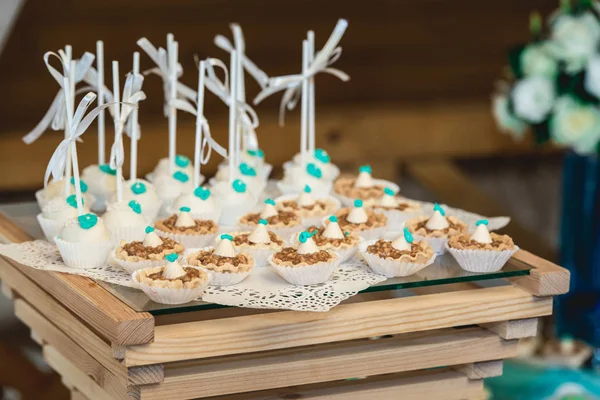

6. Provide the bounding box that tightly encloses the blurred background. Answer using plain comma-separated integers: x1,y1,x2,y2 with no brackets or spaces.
0,0,598,399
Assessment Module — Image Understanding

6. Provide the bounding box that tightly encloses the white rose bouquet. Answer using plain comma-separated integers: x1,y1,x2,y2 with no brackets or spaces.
493,0,600,155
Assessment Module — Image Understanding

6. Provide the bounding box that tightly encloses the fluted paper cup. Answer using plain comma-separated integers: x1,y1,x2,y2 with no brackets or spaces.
37,214,69,244
55,237,112,269
359,239,436,277
132,268,210,304
446,245,519,273
111,249,170,274
268,252,340,285
375,208,421,231
413,235,448,255
198,267,251,286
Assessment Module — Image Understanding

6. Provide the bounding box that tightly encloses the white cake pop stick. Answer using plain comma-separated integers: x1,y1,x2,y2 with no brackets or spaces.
112,61,123,202
307,30,316,154
167,35,178,175
63,45,73,199
300,40,309,166
194,60,206,188
228,51,238,184
130,51,140,181
96,40,105,165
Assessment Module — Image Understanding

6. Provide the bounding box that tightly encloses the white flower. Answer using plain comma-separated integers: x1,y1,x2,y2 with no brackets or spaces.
511,76,555,123
550,96,600,154
584,53,600,98
520,43,558,78
550,12,600,73
492,94,528,139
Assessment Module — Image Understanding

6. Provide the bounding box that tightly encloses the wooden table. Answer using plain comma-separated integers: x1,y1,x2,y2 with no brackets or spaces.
0,208,570,400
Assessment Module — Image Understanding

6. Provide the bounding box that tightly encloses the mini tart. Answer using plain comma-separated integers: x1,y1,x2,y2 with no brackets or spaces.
116,237,184,263
135,266,208,289
269,247,340,285
277,198,338,218
333,176,385,202
447,233,516,251
155,214,218,235
373,198,421,213
231,231,285,251
333,208,387,239
239,210,301,229
186,248,255,286
405,215,467,239
360,239,436,278
272,247,335,267
303,225,360,251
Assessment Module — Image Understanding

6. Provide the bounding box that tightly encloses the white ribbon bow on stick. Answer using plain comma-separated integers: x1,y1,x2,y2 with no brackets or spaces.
44,92,115,186
109,73,146,170
253,19,350,127
137,38,197,116
214,24,270,90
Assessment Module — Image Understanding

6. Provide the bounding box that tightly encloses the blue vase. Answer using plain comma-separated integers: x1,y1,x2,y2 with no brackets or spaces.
557,151,600,346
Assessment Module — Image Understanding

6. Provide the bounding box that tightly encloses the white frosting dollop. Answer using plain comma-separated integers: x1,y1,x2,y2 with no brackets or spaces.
60,218,111,243
162,259,186,279
297,191,316,207
347,207,369,224
297,236,319,255
323,220,345,239
379,193,398,208
175,211,196,228
391,234,411,251
248,224,271,244
103,201,146,229
470,223,492,244
215,238,236,257
260,203,278,219
354,171,374,188
143,231,163,247
425,210,449,230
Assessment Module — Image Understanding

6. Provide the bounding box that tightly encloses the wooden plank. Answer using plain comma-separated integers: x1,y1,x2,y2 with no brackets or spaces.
15,299,137,400
172,369,483,400
1,280,13,299
70,389,90,400
43,345,121,400
510,249,570,296
455,360,503,380
0,212,155,346
140,327,515,399
126,285,551,366
481,318,538,340
405,159,557,261
0,258,163,385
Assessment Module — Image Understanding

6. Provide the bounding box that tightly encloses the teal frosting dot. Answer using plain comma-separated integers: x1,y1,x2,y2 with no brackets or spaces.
220,233,233,241
70,177,88,193
65,194,82,208
306,163,322,179
179,206,191,212
344,231,349,236
403,227,414,243
384,187,395,196
194,186,211,200
165,253,178,262
354,199,363,208
433,203,446,216
173,171,189,183
99,164,117,176
258,219,268,225
476,219,489,226
128,200,142,214
239,163,257,177
265,198,276,206
359,165,372,174
131,181,147,195
145,226,155,234
77,213,97,230
329,215,338,223
175,155,190,168
247,149,264,158
314,148,330,163
304,185,312,193
298,231,310,243
232,179,247,193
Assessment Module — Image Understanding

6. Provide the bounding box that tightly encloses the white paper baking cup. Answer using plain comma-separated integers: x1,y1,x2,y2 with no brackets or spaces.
375,208,421,230
359,239,436,277
218,199,259,226
268,252,340,285
107,225,147,248
413,235,448,255
446,244,519,273
141,202,161,223
199,267,251,286
239,247,279,267
132,268,210,304
55,237,112,269
334,179,400,207
111,249,169,274
37,214,68,244
238,223,303,243
164,206,221,223
277,180,333,198
155,229,218,249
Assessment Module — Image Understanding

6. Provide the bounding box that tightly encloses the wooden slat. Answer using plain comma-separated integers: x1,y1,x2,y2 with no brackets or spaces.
0,258,163,385
195,369,484,400
140,327,515,399
510,249,570,296
125,285,551,366
15,299,137,400
455,360,503,380
481,318,538,340
0,212,155,346
405,159,557,261
43,345,119,400
1,280,13,299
